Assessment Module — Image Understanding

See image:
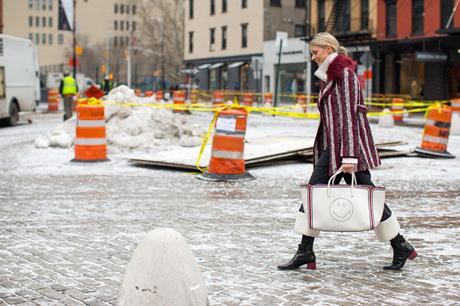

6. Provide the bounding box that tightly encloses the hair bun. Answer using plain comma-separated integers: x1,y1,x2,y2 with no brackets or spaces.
338,46,348,55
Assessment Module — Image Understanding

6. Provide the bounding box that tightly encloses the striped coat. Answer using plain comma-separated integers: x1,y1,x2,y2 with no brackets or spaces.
313,54,381,175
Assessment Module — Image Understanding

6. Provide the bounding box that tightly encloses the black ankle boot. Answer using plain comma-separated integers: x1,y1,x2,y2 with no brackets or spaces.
277,244,316,270
383,235,417,270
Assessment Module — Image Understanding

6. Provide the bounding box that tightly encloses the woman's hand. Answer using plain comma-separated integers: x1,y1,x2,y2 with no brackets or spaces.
341,163,355,174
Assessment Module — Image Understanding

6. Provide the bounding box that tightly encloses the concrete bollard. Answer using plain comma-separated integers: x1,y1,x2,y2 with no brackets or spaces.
118,228,208,306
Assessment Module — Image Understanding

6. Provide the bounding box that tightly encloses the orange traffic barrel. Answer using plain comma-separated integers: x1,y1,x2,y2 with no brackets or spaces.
72,103,109,162
392,98,404,121
156,90,163,102
243,92,253,106
48,89,60,112
190,89,198,104
135,89,142,97
264,92,273,106
296,94,307,113
197,109,254,181
451,98,460,114
414,105,454,158
173,90,185,113
213,91,224,106
144,90,154,97
450,98,460,135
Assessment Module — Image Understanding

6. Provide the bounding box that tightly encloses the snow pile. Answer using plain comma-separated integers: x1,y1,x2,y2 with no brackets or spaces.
35,85,205,152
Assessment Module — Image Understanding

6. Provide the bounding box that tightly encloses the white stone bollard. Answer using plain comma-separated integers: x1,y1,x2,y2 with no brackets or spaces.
118,228,208,306
378,108,394,128
451,112,460,135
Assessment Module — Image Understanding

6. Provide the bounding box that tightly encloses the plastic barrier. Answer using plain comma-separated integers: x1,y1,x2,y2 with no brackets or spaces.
212,91,224,106
173,90,185,113
190,89,198,104
264,92,273,106
392,98,404,121
156,90,163,102
296,94,307,113
48,89,60,112
243,92,253,106
450,98,460,135
144,90,154,97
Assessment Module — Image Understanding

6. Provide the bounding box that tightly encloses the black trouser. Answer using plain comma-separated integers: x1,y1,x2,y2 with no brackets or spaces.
299,150,392,222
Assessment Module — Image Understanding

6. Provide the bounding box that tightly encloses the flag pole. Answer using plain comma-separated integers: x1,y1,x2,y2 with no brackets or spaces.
72,0,76,78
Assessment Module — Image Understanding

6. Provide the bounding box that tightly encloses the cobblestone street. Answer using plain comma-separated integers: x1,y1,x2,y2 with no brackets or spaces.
1,114,460,305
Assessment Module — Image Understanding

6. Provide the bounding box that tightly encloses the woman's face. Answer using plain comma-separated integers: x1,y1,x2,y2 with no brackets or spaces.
310,45,334,66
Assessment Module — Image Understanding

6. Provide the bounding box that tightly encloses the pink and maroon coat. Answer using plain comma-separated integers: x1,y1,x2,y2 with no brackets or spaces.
313,54,381,175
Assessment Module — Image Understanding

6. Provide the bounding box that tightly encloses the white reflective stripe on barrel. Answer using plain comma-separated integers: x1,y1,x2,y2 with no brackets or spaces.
211,150,244,159
75,138,107,145
422,135,449,145
77,120,106,127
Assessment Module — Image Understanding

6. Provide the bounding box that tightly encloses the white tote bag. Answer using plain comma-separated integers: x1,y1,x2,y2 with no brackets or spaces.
301,169,385,232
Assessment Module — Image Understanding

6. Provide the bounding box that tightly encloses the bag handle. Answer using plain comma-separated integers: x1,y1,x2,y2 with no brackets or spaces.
327,167,357,197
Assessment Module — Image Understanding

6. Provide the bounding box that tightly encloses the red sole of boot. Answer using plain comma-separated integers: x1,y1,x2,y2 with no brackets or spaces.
307,262,316,270
409,250,417,260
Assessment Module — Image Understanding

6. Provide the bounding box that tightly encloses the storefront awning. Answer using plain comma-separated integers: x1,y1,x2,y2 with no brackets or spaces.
210,62,224,69
228,61,244,68
197,63,211,69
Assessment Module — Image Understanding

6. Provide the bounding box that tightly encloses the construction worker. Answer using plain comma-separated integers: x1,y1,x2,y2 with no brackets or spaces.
59,71,78,121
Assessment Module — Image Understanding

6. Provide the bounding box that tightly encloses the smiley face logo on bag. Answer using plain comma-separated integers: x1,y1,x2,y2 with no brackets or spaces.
329,198,354,222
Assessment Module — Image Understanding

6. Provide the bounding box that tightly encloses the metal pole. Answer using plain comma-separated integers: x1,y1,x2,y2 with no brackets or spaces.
127,46,131,88
72,0,76,78
160,18,165,90
274,40,283,108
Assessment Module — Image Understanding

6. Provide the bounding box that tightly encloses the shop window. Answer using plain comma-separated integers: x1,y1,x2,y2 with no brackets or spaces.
241,23,248,48
295,0,306,8
210,0,215,15
386,0,396,37
189,0,194,19
441,0,454,29
412,0,424,35
318,0,325,32
189,31,194,53
361,0,369,30
270,0,281,7
221,26,227,50
222,0,227,13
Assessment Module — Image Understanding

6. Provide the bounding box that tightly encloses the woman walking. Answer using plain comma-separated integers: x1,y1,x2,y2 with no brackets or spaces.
277,32,417,271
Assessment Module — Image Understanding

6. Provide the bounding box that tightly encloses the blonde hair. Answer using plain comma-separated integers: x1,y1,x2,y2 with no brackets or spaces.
310,32,347,55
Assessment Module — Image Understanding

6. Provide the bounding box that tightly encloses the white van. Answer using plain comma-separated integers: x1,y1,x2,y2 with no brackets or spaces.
0,35,40,126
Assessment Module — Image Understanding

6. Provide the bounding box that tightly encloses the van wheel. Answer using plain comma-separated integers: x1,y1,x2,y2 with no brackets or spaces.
7,102,19,126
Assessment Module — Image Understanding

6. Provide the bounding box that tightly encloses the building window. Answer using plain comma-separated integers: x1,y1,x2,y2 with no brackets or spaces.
335,0,350,32
48,17,52,28
35,33,39,44
28,33,33,41
126,21,130,31
120,20,124,31
295,25,306,37
48,0,52,10
42,16,46,27
242,0,247,8
126,5,130,14
241,23,248,48
114,20,118,30
210,0,215,15
412,0,424,35
41,0,46,10
441,0,454,29
386,0,397,37
132,21,136,31
361,0,369,30
210,28,215,49
189,0,194,19
42,33,46,45
125,37,129,46
114,36,118,47
295,0,306,8
29,16,33,27
120,4,124,14
114,4,118,14
132,5,136,15
35,0,40,10
35,16,40,27
318,0,325,32
29,0,33,9
58,33,63,45
189,31,194,53
221,26,227,49
270,0,281,7
222,0,227,13
48,33,52,45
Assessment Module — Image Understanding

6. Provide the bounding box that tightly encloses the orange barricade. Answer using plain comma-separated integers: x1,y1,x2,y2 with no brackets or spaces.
243,92,253,106
392,98,404,121
135,89,142,97
198,109,254,181
156,90,163,102
296,94,307,113
144,90,154,97
450,98,460,135
190,90,198,104
451,98,460,114
73,103,108,162
414,106,454,158
264,92,273,106
213,91,224,106
48,89,60,112
173,90,185,113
